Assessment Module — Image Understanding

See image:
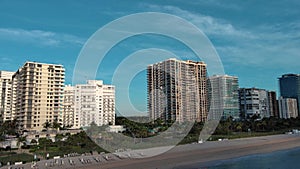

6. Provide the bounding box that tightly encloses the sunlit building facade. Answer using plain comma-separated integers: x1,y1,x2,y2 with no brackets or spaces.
147,58,208,123
0,71,14,122
63,85,75,128
11,62,65,131
74,80,115,128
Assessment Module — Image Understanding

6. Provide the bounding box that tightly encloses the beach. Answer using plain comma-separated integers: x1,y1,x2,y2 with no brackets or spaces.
77,134,300,169
2,134,300,169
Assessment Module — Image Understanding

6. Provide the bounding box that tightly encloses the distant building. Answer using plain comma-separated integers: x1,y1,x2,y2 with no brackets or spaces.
278,97,298,119
11,62,65,131
239,88,270,119
268,91,279,118
63,85,75,128
279,74,300,115
0,71,14,122
106,125,125,133
147,58,208,123
74,80,115,128
208,75,239,120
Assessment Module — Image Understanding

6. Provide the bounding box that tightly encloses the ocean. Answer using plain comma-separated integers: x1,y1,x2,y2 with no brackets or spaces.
206,147,300,169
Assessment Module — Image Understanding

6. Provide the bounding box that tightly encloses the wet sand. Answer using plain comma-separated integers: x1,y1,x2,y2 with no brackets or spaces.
77,134,300,169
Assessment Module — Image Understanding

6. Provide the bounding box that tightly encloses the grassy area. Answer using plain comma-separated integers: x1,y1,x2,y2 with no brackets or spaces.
179,130,289,144
29,132,107,159
0,151,16,157
209,130,286,141
29,144,106,158
0,153,33,165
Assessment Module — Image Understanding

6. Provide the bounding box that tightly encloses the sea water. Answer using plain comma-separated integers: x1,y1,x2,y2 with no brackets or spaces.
207,147,300,169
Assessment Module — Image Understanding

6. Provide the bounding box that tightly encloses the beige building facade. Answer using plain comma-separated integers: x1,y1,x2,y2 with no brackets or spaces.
63,85,75,128
147,58,208,123
11,62,65,131
0,71,15,122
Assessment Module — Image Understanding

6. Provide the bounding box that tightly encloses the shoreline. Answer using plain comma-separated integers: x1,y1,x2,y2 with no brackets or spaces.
180,146,300,169
79,134,300,169
172,135,300,169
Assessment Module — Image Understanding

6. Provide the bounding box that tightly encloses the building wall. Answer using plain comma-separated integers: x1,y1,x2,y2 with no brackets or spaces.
0,71,14,122
239,88,270,119
268,91,279,118
279,97,298,119
279,74,300,115
11,62,65,131
208,75,239,120
258,90,270,118
73,80,115,128
63,85,75,128
147,58,208,123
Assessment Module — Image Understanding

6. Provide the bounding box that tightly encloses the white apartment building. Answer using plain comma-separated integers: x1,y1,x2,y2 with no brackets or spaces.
208,75,240,120
73,80,115,128
279,97,298,119
0,71,14,122
239,88,270,119
63,85,75,128
147,58,208,123
11,62,65,131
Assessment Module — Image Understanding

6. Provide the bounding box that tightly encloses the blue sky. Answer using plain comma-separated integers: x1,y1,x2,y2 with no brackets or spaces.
0,0,299,116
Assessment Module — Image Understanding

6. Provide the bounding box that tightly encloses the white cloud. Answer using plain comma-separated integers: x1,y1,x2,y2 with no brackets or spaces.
145,5,254,39
187,0,243,11
143,4,300,70
0,28,86,47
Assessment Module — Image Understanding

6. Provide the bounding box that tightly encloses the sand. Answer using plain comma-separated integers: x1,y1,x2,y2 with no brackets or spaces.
76,134,300,169
3,134,300,169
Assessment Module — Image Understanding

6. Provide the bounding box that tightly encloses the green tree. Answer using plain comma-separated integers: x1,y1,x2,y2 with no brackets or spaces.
234,122,243,132
30,139,38,145
52,121,61,130
43,121,52,131
55,134,64,142
17,136,27,152
38,138,53,147
0,119,18,137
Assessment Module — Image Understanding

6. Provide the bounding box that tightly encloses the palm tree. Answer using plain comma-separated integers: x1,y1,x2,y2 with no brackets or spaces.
52,121,61,130
30,139,38,145
17,136,27,152
43,121,52,131
55,134,64,142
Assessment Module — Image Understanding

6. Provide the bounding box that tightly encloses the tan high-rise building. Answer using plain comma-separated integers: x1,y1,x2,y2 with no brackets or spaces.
147,58,208,123
63,85,75,128
11,61,65,131
0,71,14,122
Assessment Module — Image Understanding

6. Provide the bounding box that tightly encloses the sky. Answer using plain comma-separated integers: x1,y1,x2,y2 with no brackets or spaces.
0,0,299,116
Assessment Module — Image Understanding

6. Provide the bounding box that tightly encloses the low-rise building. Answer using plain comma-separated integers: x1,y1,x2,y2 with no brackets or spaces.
106,125,125,133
